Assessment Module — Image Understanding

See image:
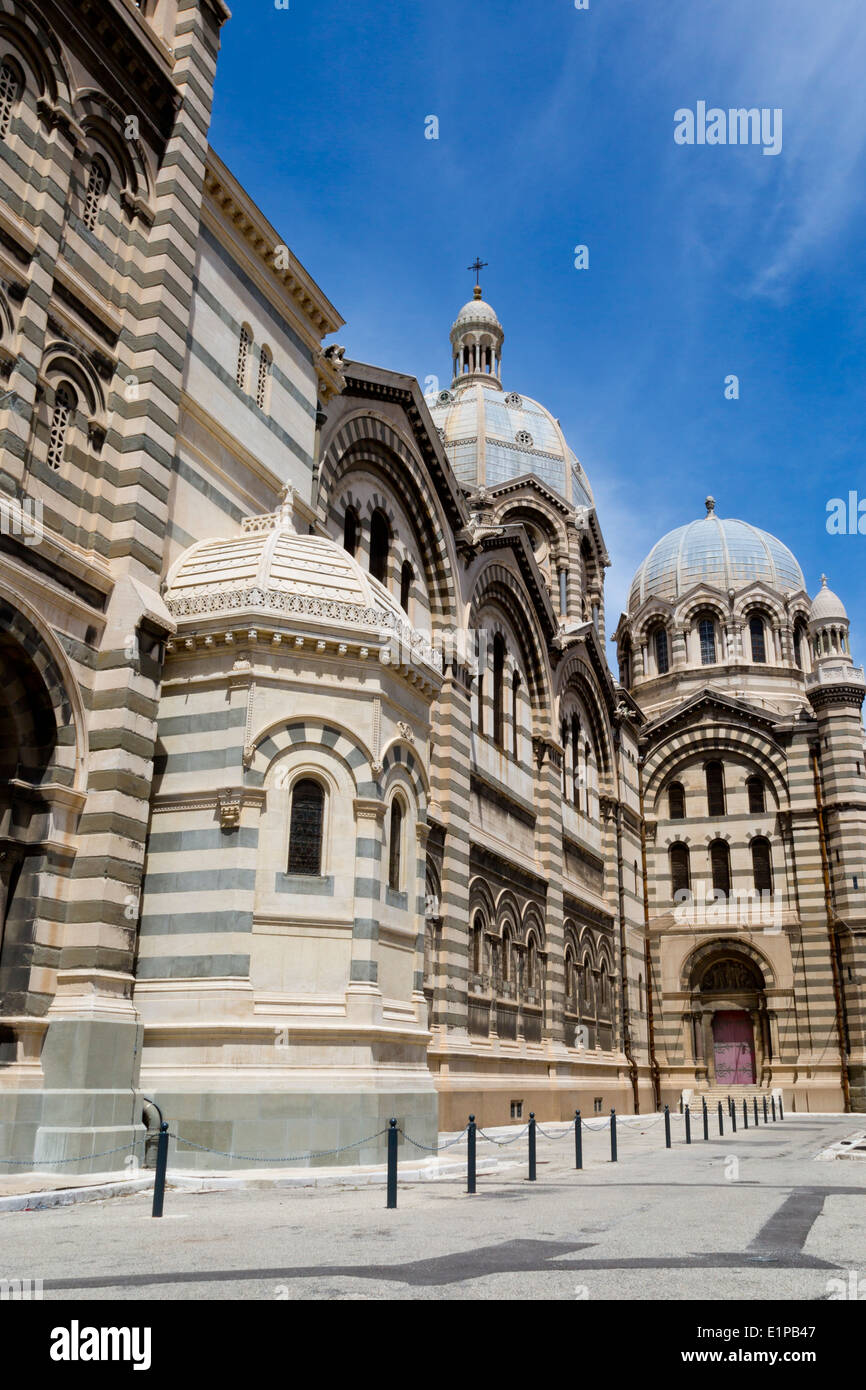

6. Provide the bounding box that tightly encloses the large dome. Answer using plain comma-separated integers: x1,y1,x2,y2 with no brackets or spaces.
628,499,805,613
426,284,594,508
427,380,594,507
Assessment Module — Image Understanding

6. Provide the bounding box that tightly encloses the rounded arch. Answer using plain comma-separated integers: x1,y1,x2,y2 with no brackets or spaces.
643,725,789,813
554,651,614,789
72,89,153,206
468,876,496,931
246,717,376,792
379,739,428,811
469,563,552,728
40,340,106,428
318,414,460,626
0,586,84,789
679,937,776,993
521,902,546,951
0,1,72,109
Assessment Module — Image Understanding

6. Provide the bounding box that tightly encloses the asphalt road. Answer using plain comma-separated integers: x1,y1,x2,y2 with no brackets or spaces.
1,1114,863,1301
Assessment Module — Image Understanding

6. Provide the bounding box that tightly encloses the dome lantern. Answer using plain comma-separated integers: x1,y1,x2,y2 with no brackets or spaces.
449,283,504,388
808,574,853,668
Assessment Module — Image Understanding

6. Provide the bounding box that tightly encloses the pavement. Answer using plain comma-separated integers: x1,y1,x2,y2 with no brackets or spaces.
0,1113,863,1300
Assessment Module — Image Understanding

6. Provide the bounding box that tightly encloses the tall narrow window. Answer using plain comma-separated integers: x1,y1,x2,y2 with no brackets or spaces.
710,840,731,895
747,776,765,814
571,714,581,806
83,159,107,232
670,843,691,897
472,914,484,974
654,626,670,675
794,619,808,671
751,837,773,894
492,633,505,748
620,636,632,688
399,560,413,613
526,937,537,989
750,615,767,663
369,509,389,585
288,778,324,875
0,60,21,140
343,506,358,556
584,740,592,815
668,781,685,820
256,347,272,410
47,384,75,471
236,324,252,390
698,617,717,665
511,671,521,759
705,761,726,817
388,799,403,890
501,928,511,983
560,719,568,797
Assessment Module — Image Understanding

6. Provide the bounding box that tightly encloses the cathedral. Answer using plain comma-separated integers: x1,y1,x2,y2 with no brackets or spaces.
0,0,864,1173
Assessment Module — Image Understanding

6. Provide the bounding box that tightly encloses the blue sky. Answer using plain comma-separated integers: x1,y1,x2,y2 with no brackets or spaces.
209,0,866,658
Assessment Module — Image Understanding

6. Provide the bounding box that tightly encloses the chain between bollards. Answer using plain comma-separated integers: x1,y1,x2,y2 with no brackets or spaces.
386,1117,398,1209
610,1108,617,1163
528,1112,537,1181
467,1114,476,1195
664,1104,671,1149
574,1110,583,1170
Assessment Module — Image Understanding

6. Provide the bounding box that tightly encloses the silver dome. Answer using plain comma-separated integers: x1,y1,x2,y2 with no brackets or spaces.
629,502,805,612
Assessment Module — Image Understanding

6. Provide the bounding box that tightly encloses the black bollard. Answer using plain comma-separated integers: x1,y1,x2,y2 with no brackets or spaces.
771,1095,777,1122
685,1104,691,1144
528,1112,537,1182
763,1094,768,1124
152,1121,169,1219
731,1101,736,1133
610,1109,617,1163
703,1099,709,1142
743,1100,748,1129
779,1095,785,1121
386,1117,398,1209
754,1097,759,1127
574,1110,583,1170
467,1114,476,1195
664,1104,671,1148
718,1101,724,1136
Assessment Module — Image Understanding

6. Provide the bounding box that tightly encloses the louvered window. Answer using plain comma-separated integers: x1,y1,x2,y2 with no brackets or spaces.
83,161,106,232
47,384,74,470
0,61,20,140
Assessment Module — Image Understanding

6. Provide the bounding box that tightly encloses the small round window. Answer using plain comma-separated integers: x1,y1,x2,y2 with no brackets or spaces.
515,429,534,448
505,392,522,408
437,390,453,404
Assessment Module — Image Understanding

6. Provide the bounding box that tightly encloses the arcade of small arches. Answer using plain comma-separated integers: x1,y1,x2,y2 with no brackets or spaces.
619,603,813,687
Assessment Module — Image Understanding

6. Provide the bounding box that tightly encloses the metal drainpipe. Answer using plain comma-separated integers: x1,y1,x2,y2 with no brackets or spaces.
613,727,640,1113
638,760,662,1112
810,743,851,1112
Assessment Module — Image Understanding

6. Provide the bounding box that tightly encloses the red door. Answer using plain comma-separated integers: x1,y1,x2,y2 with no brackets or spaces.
712,1010,755,1085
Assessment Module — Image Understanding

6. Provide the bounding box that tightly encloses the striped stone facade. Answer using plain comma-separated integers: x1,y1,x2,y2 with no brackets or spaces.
1,0,863,1176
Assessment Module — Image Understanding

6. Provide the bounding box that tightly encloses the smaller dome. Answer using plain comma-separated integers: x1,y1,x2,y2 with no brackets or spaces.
810,575,848,624
452,293,501,328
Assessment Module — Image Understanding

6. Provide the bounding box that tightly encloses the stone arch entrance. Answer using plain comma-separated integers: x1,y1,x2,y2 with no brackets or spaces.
685,947,772,1088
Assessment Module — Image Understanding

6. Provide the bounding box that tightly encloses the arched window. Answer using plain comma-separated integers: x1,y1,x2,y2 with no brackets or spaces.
288,778,324,876
583,740,592,815
501,927,512,983
710,840,731,896
492,633,505,748
388,799,403,891
256,346,272,410
0,60,22,140
670,843,691,896
582,955,594,1013
638,973,644,1013
598,963,609,1018
399,560,413,613
751,837,773,894
698,616,717,665
654,626,670,675
511,671,521,759
620,636,632,688
526,936,538,990
47,384,75,471
369,508,389,585
794,618,808,670
236,324,252,390
668,781,685,820
571,713,581,806
471,914,484,974
343,506,359,556
565,946,576,1007
476,669,484,736
83,158,107,232
560,718,568,797
705,761,726,817
747,776,765,814
750,615,767,663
